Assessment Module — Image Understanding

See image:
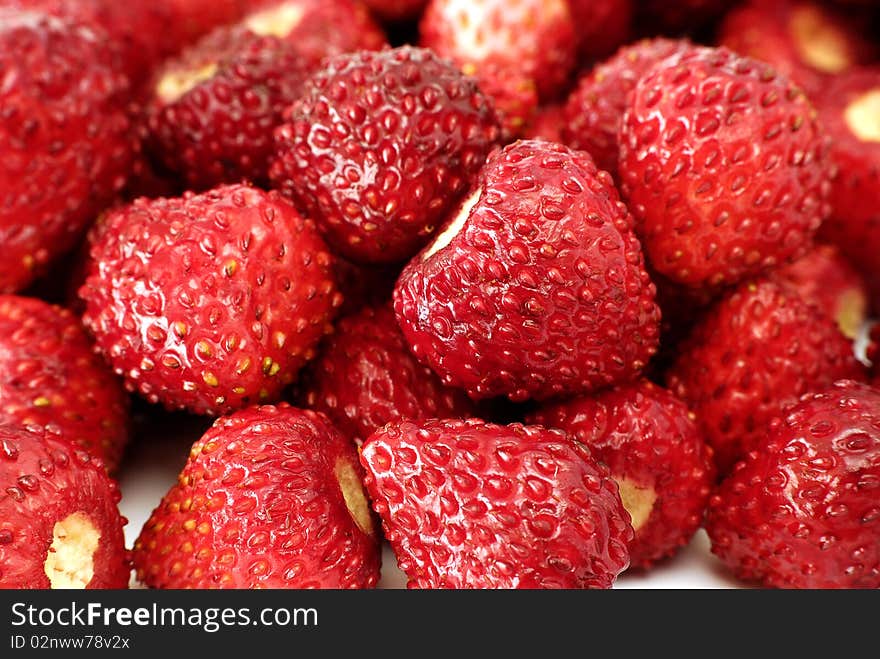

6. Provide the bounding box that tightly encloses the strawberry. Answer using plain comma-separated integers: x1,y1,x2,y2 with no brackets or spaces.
529,381,714,569
270,46,501,264
618,46,830,290
134,404,380,588
394,139,660,402
419,0,577,101
523,104,565,143
361,418,632,588
567,0,632,63
0,9,134,294
0,425,129,589
467,61,539,140
300,305,476,445
147,26,310,190
637,0,735,33
81,183,341,416
706,380,880,588
363,0,427,22
561,38,693,179
666,278,865,476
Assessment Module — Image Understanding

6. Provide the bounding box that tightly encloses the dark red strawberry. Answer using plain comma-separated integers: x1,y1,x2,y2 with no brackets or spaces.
361,418,632,588
363,0,427,22
147,26,310,190
81,183,341,416
637,0,735,33
270,46,501,264
561,37,693,178
301,305,476,445
567,0,632,62
0,425,129,589
666,278,865,476
619,46,831,290
523,104,565,143
0,9,134,294
706,380,880,588
134,405,380,588
529,381,714,569
394,139,660,402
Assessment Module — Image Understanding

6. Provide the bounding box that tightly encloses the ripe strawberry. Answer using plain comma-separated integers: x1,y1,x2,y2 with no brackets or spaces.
523,104,565,143
0,9,134,294
561,38,693,178
666,278,865,476
134,405,380,588
706,380,880,588
619,46,830,290
637,0,735,32
394,139,660,402
363,0,427,22
419,0,577,101
270,46,501,264
567,0,632,62
0,425,129,589
361,418,632,588
528,381,714,569
300,305,476,445
468,61,539,140
147,26,310,190
81,183,341,416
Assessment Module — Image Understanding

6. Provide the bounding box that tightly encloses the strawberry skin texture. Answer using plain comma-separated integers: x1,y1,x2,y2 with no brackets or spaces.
707,380,880,588
270,46,501,264
394,139,661,402
134,405,380,588
361,418,632,588
666,279,865,476
81,184,341,416
0,425,129,589
618,46,830,290
0,9,134,294
529,381,714,569
301,305,476,444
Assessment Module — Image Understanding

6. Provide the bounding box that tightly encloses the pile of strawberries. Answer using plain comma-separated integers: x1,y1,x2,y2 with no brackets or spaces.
0,0,879,590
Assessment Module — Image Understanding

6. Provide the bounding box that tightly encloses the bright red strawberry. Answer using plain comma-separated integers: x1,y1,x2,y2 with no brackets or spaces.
561,38,693,178
529,381,714,569
637,0,735,32
394,139,660,402
0,9,134,294
134,404,380,588
81,183,341,416
619,46,830,290
706,380,880,588
361,418,632,588
523,104,565,143
301,305,476,444
666,278,865,476
270,46,501,264
567,0,632,62
147,26,310,190
363,0,427,22
419,0,577,101
0,425,129,589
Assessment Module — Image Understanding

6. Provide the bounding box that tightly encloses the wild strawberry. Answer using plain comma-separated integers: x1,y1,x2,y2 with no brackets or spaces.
567,0,632,62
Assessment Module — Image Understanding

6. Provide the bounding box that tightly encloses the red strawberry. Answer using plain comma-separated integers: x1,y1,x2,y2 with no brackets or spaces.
363,0,427,22
561,37,693,178
301,305,476,445
0,297,130,472
0,425,129,589
270,46,501,264
361,418,632,588
523,104,565,143
529,381,714,569
394,139,660,402
134,405,380,588
706,380,880,588
0,9,134,294
419,0,577,101
81,183,341,416
567,0,632,62
666,278,865,476
467,61,539,140
619,46,831,290
637,0,735,33
147,26,310,190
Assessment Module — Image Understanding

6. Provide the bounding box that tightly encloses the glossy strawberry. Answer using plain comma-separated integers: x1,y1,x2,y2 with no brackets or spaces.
707,380,880,588
0,9,134,294
619,46,830,290
567,0,632,62
301,305,476,444
0,425,129,589
363,0,427,22
666,278,864,476
271,46,501,264
529,381,713,569
394,139,660,402
361,418,632,588
134,405,380,588
81,183,340,415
